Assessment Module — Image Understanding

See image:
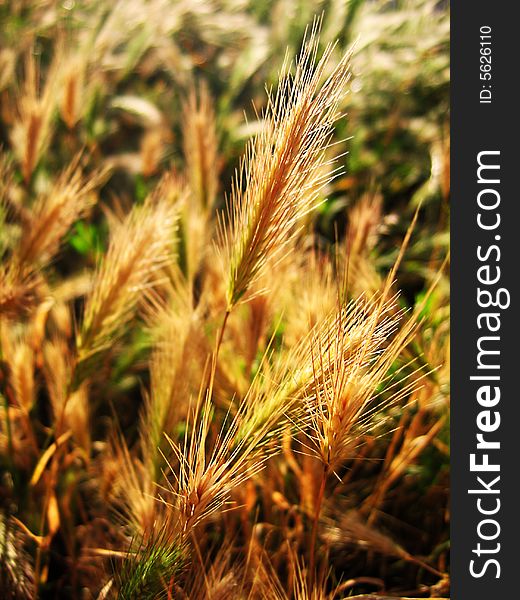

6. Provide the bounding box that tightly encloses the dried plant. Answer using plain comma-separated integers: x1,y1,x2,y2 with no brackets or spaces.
14,160,105,269
220,24,351,311
0,1,449,598
76,195,178,369
305,294,415,473
182,83,219,214
9,52,61,184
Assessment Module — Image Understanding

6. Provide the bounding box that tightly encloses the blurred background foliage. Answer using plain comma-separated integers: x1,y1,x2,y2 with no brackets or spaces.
1,0,449,285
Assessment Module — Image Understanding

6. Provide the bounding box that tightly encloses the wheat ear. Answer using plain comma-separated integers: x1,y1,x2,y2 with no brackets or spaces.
221,24,352,310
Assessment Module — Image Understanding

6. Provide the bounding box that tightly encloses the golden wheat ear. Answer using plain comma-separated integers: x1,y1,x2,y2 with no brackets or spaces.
14,157,107,269
75,194,178,378
10,49,62,184
305,293,419,473
60,53,87,130
0,265,41,318
220,23,352,311
182,81,219,214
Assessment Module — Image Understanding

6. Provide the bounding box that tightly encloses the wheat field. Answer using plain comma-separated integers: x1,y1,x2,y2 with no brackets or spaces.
0,1,449,598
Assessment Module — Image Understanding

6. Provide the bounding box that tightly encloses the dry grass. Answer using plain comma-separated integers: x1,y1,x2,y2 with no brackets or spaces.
0,2,449,598
221,26,351,310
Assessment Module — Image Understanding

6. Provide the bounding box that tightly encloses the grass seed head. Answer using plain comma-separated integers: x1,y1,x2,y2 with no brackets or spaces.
221,24,352,310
